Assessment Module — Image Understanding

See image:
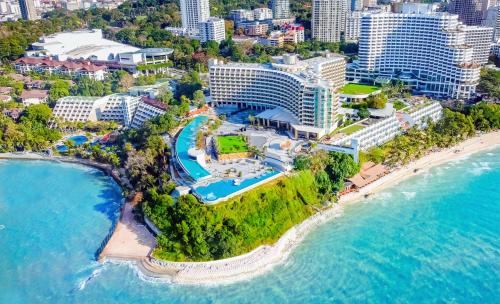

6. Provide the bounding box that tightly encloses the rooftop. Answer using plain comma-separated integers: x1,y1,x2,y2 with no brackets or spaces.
339,83,381,96
20,90,48,99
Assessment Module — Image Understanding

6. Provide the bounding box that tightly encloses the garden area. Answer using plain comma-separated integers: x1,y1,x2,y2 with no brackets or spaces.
216,135,249,154
340,83,381,95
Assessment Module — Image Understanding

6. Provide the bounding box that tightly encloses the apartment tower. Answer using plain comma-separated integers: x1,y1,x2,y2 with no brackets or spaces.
312,0,349,42
180,0,210,35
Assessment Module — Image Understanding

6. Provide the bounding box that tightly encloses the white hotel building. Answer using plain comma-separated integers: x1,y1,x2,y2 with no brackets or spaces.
347,12,493,99
209,54,346,139
330,101,443,150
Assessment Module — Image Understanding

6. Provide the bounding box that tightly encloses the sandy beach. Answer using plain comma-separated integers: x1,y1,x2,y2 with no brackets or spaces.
2,131,499,285
119,130,500,285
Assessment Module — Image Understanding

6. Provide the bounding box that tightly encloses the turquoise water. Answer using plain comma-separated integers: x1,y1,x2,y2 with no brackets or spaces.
175,116,211,181
56,135,89,152
193,170,280,202
1,149,499,303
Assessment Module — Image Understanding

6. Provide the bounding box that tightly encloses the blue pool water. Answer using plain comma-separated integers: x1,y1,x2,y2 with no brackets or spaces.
174,116,211,181
68,135,89,146
56,135,89,152
194,170,280,202
1,149,499,303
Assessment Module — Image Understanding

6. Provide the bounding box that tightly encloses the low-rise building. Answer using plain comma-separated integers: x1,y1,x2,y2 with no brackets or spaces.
329,100,443,150
330,116,402,150
14,57,107,80
25,29,173,77
20,89,48,105
400,98,443,128
240,21,270,36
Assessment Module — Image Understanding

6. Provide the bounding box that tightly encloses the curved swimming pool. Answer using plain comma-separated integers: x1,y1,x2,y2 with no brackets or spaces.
174,116,211,181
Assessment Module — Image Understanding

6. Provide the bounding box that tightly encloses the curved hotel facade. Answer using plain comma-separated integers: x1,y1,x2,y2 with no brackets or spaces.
347,12,492,99
209,54,346,139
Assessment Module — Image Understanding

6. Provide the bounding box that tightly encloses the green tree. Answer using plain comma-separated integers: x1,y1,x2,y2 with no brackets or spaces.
49,80,70,102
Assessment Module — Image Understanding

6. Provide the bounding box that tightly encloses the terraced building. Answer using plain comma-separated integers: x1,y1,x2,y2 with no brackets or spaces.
347,12,493,99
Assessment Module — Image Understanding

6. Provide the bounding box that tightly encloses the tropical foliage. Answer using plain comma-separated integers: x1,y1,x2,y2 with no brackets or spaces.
363,104,500,166
144,171,320,261
0,104,61,151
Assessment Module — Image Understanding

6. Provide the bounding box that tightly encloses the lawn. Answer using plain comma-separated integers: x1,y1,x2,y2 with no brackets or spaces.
339,124,365,135
340,83,381,95
216,135,249,154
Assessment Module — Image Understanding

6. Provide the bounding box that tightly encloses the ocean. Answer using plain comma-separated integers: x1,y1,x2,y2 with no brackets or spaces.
0,149,498,303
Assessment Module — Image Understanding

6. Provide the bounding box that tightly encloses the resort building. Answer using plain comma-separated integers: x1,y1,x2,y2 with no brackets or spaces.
52,96,108,122
53,94,156,127
99,94,142,126
20,89,48,106
272,0,290,19
329,100,443,150
400,98,443,128
346,12,493,99
330,116,402,150
209,53,346,139
199,17,226,43
129,97,167,128
312,0,349,42
25,30,173,77
14,57,107,80
180,0,210,36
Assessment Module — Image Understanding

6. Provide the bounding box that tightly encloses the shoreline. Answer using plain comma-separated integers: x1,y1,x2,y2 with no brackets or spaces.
2,130,499,285
0,152,129,190
123,130,500,285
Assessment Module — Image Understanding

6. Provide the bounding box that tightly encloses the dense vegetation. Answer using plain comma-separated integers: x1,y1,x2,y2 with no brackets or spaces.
0,0,353,73
362,103,500,166
478,68,500,99
0,104,61,151
143,151,359,261
144,171,320,261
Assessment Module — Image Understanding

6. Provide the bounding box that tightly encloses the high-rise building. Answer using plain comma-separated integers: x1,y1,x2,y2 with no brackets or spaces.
448,0,487,25
363,0,376,8
19,0,37,20
312,0,349,42
180,0,210,35
229,9,254,25
483,5,500,41
346,12,493,99
351,0,363,11
272,0,290,19
253,7,273,20
345,10,362,41
209,54,346,139
199,17,226,43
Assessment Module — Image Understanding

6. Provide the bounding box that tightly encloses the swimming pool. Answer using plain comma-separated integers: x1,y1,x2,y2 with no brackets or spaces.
56,135,89,152
175,116,211,181
193,170,282,203
68,135,88,146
